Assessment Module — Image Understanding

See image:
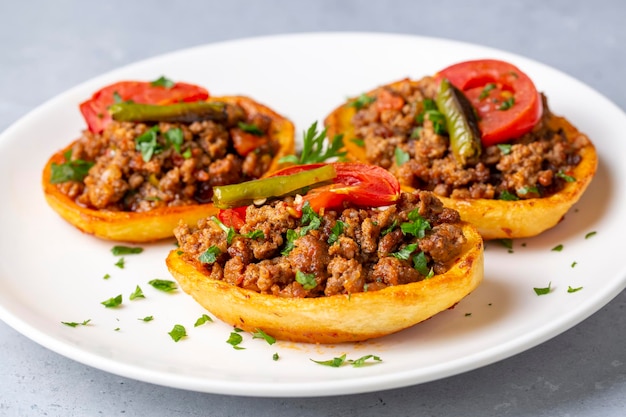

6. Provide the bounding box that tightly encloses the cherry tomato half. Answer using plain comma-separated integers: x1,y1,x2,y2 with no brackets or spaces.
79,80,209,133
271,162,401,213
437,59,543,146
218,206,247,230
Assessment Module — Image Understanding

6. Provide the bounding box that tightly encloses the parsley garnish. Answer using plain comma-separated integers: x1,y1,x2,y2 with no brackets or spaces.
278,121,346,164
348,93,375,110
533,282,552,296
61,319,91,327
551,244,564,252
194,314,213,327
281,229,299,256
243,230,265,240
151,76,175,88
327,220,346,245
416,99,446,135
479,83,497,100
517,185,540,197
198,245,221,264
252,328,276,345
381,220,398,236
50,150,94,184
273,353,280,361
295,270,317,290
556,170,576,182
148,279,178,292
227,332,245,350
499,190,519,201
499,239,513,250
238,122,264,136
394,147,410,166
351,138,365,147
103,273,111,280
498,97,515,111
410,126,423,139
164,127,184,153
111,245,144,256
211,216,237,244
567,286,583,293
129,285,145,300
497,144,512,155
400,209,431,238
413,251,434,278
135,125,161,162
585,231,597,239
139,316,154,322
168,324,187,342
114,258,125,269
300,202,322,235
311,354,382,367
101,294,122,308
112,91,123,103
390,243,418,260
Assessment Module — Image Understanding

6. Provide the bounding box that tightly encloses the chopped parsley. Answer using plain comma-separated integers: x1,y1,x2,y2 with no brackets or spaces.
410,126,423,139
279,121,345,164
533,282,552,296
413,251,434,278
281,229,299,256
497,143,512,155
252,328,276,345
400,209,431,238
238,122,264,136
101,294,123,308
381,220,398,236
111,245,144,256
211,216,237,244
273,353,280,361
499,190,519,201
198,245,221,264
148,279,178,292
348,93,376,110
416,99,446,135
567,286,583,293
498,97,515,111
327,220,347,245
114,258,125,269
194,314,213,327
139,316,154,322
551,244,564,252
135,125,161,162
556,170,576,182
390,243,418,260
129,285,145,300
585,231,597,239
61,319,91,327
351,138,365,147
499,239,513,250
168,324,187,342
164,127,184,153
242,230,265,240
49,150,94,184
112,91,123,103
295,270,317,290
226,332,245,350
571,261,578,268
479,83,497,100
299,202,322,235
517,185,540,197
103,273,111,280
151,76,175,88
394,147,410,166
311,354,382,368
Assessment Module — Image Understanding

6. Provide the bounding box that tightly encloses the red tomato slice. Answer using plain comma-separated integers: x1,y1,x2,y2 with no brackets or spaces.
218,206,247,230
437,59,542,146
79,80,209,133
230,128,269,156
271,162,401,213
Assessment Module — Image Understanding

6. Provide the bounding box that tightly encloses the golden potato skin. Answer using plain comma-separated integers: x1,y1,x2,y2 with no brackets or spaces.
324,84,598,240
42,96,295,243
166,223,483,344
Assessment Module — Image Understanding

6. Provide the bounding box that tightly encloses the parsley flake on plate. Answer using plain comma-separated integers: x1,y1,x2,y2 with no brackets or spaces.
252,328,276,345
101,294,123,308
533,282,552,296
194,314,213,327
148,279,178,292
111,245,144,256
168,324,187,342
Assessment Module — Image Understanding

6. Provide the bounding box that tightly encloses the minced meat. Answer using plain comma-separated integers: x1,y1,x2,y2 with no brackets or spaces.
55,103,279,212
174,190,466,298
351,77,591,200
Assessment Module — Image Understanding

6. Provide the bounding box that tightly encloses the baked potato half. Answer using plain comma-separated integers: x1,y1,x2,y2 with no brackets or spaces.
42,95,294,242
324,63,597,240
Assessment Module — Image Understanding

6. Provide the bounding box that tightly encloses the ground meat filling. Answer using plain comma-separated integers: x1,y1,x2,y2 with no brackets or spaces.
56,104,279,212
174,191,466,298
351,77,591,200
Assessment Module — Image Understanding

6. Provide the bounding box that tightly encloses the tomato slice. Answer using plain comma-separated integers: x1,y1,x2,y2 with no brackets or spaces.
230,128,269,156
271,162,401,213
79,80,209,133
437,59,542,146
218,206,247,230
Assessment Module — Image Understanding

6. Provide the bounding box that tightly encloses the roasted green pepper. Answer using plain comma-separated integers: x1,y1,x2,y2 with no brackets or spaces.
436,78,482,166
212,165,337,208
109,101,245,125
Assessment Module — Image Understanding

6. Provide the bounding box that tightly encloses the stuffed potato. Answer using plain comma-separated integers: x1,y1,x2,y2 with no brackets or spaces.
42,79,294,242
166,163,484,343
324,60,597,239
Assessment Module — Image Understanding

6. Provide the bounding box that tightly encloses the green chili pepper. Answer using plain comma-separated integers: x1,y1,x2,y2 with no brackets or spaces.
212,165,337,208
109,101,244,125
436,78,482,166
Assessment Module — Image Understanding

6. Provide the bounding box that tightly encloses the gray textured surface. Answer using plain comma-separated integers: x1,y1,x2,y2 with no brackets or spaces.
1,0,625,415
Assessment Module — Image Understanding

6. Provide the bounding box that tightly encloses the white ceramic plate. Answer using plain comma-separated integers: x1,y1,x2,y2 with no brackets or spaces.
0,33,624,397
